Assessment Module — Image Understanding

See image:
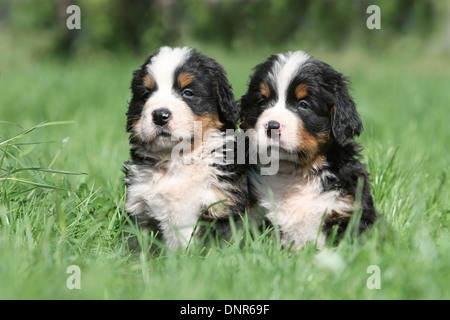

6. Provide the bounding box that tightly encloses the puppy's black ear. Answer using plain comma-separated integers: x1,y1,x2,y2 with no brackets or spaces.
215,71,239,128
331,76,363,145
126,52,157,133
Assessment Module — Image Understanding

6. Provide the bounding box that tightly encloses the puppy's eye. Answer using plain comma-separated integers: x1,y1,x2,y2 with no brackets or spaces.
182,89,194,97
137,85,151,99
299,100,310,109
257,97,266,106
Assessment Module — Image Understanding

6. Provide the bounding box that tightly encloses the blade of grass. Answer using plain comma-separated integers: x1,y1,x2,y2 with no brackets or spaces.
10,167,87,176
0,177,66,190
0,121,74,147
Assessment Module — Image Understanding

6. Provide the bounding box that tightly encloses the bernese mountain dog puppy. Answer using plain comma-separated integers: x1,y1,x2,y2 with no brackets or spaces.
240,51,376,249
124,46,247,249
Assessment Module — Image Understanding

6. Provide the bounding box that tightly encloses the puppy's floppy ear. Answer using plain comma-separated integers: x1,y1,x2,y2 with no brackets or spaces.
214,70,239,128
126,52,158,133
331,76,363,145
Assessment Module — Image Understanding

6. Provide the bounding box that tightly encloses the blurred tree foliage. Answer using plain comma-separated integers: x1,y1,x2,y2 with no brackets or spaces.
0,0,441,55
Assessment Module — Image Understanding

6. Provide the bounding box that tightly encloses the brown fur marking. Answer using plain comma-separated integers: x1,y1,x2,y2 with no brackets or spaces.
143,74,155,90
178,72,194,89
260,82,270,98
295,84,308,100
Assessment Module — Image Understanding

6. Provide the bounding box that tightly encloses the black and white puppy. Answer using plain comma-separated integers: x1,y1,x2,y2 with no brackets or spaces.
124,46,247,249
240,51,376,249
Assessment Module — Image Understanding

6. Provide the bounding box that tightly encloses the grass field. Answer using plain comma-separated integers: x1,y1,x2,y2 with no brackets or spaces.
0,38,449,299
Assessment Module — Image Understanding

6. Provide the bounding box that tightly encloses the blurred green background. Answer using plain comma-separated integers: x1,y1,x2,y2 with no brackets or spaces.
1,0,448,57
0,0,449,300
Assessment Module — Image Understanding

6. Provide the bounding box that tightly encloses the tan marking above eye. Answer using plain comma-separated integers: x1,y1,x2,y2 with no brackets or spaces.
143,74,155,90
178,72,194,89
259,82,270,98
295,84,308,100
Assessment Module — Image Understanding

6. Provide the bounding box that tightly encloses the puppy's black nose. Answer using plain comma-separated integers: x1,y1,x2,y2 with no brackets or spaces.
267,121,280,130
266,120,281,137
152,108,171,126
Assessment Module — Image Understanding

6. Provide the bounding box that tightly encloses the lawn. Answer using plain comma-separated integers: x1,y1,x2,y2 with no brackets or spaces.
0,40,449,300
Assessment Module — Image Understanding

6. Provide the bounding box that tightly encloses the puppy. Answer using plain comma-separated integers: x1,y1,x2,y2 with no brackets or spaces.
124,46,247,249
240,51,376,249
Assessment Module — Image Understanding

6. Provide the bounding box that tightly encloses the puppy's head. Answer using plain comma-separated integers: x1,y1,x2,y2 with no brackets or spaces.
127,46,238,153
240,51,362,165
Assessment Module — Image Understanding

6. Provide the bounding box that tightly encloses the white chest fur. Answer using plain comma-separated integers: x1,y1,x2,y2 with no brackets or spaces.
125,151,230,249
251,163,353,249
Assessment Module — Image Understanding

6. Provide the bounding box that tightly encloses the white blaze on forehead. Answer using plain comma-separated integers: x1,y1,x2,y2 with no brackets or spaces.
146,46,192,94
270,51,311,110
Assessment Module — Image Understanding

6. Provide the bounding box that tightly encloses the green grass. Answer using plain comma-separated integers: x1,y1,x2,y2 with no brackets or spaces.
0,42,449,300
